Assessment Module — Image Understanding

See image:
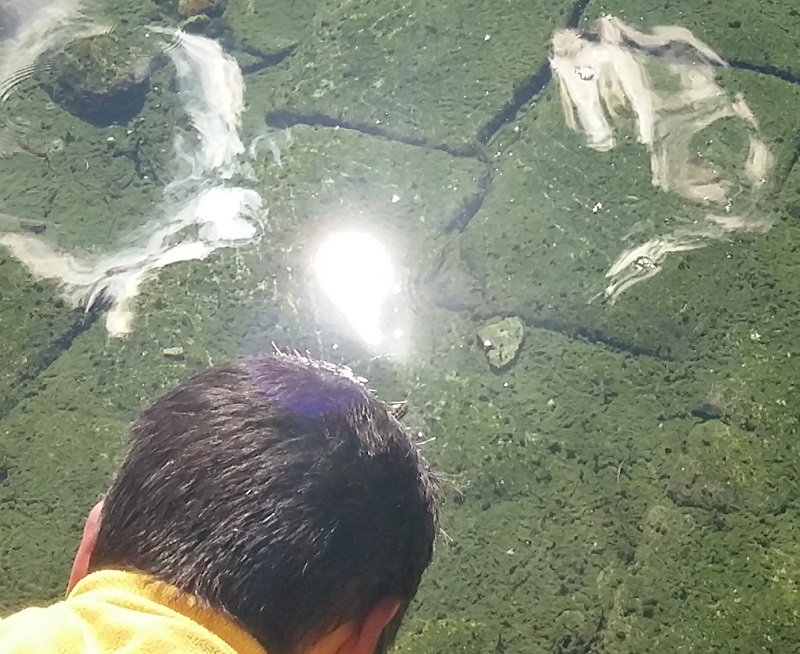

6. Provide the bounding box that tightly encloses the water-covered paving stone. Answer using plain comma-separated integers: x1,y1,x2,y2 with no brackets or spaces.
369,319,799,653
268,0,581,153
1,0,799,650
0,257,81,421
451,68,800,360
224,0,317,57
118,122,488,346
582,0,800,81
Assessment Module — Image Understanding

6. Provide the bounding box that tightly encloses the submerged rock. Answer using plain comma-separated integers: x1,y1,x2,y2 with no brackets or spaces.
39,30,163,126
162,346,185,359
179,0,228,18
478,316,524,370
153,0,228,19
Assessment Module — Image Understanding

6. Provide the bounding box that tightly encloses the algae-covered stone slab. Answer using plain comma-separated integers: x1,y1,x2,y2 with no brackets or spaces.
269,0,578,153
0,318,177,610
224,0,317,55
454,68,800,359
582,0,800,79
664,420,795,515
374,315,697,653
597,504,800,653
78,121,488,350
0,255,81,421
255,123,486,237
0,85,163,252
233,123,488,348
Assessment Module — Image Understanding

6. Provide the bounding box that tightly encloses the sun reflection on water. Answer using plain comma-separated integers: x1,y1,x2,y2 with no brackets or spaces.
312,229,407,354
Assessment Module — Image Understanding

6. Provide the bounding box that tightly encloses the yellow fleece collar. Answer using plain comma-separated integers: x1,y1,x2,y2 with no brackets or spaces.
69,570,266,654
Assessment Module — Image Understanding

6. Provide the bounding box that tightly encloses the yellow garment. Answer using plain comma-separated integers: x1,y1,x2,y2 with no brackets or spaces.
0,570,266,654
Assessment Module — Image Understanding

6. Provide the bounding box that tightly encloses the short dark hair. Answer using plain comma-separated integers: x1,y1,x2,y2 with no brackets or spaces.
89,354,438,654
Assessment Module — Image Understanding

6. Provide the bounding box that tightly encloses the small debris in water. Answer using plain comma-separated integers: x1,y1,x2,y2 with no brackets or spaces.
162,346,185,359
477,316,524,370
633,255,657,271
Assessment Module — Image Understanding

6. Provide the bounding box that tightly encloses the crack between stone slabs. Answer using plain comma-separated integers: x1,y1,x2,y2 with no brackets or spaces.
521,316,677,362
264,108,497,235
265,108,481,159
41,187,58,225
769,139,800,210
477,0,591,146
260,0,594,233
477,60,552,146
0,305,104,423
112,137,163,184
728,59,800,86
238,42,297,75
453,240,675,362
424,267,677,361
445,245,676,361
445,167,493,233
477,3,800,150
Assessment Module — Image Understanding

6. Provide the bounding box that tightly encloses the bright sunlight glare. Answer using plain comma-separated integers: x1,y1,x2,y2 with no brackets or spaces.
313,230,396,346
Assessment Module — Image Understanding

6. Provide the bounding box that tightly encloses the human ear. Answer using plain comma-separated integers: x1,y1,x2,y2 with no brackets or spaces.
348,597,401,654
66,499,104,595
310,597,401,654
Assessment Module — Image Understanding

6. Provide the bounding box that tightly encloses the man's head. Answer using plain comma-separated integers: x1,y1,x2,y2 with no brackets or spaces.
76,354,438,654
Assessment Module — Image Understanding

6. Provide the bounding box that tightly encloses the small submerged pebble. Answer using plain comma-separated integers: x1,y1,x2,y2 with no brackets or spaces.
162,346,185,359
477,316,524,370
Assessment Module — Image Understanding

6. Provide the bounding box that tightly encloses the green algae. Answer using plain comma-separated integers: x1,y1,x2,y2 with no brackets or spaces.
580,0,800,80
270,0,579,152
0,256,79,421
0,0,799,651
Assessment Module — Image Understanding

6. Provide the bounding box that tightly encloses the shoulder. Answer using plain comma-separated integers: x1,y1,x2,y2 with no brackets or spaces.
0,604,83,651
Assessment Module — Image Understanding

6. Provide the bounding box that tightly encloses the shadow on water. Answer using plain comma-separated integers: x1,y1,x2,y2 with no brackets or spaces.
48,81,150,128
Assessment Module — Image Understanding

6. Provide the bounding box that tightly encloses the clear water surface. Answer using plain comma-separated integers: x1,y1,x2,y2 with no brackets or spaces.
1,0,799,652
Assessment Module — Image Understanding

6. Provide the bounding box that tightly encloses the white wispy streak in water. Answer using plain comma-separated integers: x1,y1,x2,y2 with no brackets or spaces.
154,27,250,182
0,29,266,336
549,15,773,301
